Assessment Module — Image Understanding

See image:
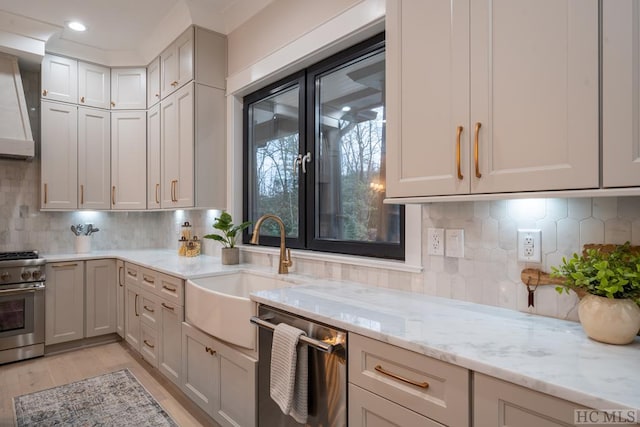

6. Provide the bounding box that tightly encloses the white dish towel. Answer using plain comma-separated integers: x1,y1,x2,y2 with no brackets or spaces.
270,322,308,424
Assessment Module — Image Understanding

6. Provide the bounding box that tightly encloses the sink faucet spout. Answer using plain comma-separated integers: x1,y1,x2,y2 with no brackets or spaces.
250,214,292,274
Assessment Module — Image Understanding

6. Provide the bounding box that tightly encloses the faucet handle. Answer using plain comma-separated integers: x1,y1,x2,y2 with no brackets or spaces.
284,248,293,267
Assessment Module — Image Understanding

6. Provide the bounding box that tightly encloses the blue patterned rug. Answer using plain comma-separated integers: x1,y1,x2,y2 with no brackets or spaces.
14,369,178,426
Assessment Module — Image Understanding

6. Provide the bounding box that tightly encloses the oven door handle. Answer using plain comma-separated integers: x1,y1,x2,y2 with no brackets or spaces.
250,315,339,353
0,284,45,295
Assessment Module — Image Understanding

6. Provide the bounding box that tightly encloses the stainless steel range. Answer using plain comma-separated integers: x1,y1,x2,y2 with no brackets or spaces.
0,251,45,364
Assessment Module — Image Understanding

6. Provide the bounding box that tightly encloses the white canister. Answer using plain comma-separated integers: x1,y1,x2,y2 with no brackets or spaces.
75,235,91,253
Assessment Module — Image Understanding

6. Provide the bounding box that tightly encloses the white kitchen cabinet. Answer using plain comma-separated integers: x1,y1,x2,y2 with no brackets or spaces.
111,67,147,110
45,261,84,345
348,333,469,427
78,61,111,109
124,282,142,351
147,104,161,209
116,260,125,338
161,83,194,208
41,54,77,104
603,0,640,187
41,101,78,210
147,56,161,108
140,322,159,367
386,0,599,198
77,107,110,210
85,259,117,338
158,300,183,386
111,111,147,210
181,322,256,427
160,27,194,99
474,373,589,426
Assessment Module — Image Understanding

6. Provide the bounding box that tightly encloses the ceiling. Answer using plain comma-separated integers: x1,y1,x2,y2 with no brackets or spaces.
0,0,271,65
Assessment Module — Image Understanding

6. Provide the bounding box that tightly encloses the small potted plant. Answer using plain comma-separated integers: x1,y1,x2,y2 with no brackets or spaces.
203,212,252,265
552,242,640,345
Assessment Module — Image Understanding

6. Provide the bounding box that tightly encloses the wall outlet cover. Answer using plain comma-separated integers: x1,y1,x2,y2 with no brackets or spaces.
427,227,444,256
517,229,541,263
445,229,464,258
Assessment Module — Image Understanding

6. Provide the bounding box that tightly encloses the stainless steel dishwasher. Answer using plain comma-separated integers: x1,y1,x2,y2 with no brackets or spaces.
251,305,347,427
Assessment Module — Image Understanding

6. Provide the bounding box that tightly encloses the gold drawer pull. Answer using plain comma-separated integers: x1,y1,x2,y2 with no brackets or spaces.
456,126,463,180
143,305,154,313
42,89,48,96
474,122,482,178
80,96,85,103
111,101,116,107
204,346,216,356
134,294,139,317
143,276,155,284
161,302,174,311
128,270,138,277
143,340,155,349
51,263,78,268
374,365,429,389
162,285,177,293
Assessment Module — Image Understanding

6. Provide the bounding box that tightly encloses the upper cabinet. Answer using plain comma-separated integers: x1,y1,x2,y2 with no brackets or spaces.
161,27,194,99
147,57,161,108
111,111,147,210
78,61,111,109
603,0,640,187
41,54,78,104
386,0,599,199
111,68,147,110
78,107,111,210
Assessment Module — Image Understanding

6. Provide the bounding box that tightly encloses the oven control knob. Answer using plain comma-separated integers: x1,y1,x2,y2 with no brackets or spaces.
21,271,31,280
32,270,42,280
1,272,9,282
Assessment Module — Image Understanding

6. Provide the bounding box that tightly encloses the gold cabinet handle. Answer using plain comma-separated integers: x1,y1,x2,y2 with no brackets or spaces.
128,269,138,278
143,340,155,349
155,183,160,204
111,101,116,107
80,96,85,103
143,305,155,313
161,302,174,311
170,180,178,202
162,284,177,293
171,80,178,87
43,183,48,204
374,365,429,389
51,263,78,268
80,184,84,205
204,346,216,356
42,89,48,96
112,186,116,205
143,275,155,284
134,293,139,317
474,122,482,178
155,93,159,98
456,126,464,180
118,266,124,287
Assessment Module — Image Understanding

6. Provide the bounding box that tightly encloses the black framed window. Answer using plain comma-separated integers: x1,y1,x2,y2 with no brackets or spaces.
244,33,404,260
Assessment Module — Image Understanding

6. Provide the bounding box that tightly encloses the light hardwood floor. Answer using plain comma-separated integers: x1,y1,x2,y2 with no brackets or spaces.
0,341,220,427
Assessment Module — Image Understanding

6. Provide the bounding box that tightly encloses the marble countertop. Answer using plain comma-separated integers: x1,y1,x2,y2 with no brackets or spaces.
251,282,640,413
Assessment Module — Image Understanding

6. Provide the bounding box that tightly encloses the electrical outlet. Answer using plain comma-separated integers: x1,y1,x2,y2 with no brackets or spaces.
518,229,541,262
427,228,444,256
445,229,464,258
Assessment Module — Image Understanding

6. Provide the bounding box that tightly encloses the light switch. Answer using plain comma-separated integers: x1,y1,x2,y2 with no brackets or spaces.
445,229,464,258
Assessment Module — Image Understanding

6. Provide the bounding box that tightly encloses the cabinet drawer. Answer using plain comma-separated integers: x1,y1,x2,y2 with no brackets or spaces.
140,323,158,367
349,383,444,427
348,333,469,427
140,291,158,329
136,265,183,305
124,263,140,286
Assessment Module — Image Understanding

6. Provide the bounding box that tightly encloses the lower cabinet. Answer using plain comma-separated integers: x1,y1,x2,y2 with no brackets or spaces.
181,322,257,427
116,260,125,338
474,373,589,427
124,283,142,351
158,299,183,386
85,259,117,337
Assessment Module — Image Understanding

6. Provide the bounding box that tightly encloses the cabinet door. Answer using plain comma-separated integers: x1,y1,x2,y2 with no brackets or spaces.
111,111,147,210
78,107,110,210
470,0,599,193
474,373,587,427
181,322,220,416
124,283,141,351
147,57,161,107
216,337,257,427
158,300,183,386
160,27,194,99
147,104,161,209
78,61,111,109
602,0,640,187
116,260,125,338
386,0,470,198
161,83,194,208
111,67,147,110
45,262,84,345
85,259,117,338
140,322,159,367
41,54,77,103
41,101,77,210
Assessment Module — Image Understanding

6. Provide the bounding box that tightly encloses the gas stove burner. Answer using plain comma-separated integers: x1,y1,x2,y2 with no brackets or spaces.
0,251,39,261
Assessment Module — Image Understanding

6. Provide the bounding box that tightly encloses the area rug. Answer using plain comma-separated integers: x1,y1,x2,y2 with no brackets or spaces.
13,369,178,427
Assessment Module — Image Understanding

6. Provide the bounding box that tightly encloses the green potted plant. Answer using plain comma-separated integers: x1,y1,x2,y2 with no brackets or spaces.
552,242,640,345
203,212,252,265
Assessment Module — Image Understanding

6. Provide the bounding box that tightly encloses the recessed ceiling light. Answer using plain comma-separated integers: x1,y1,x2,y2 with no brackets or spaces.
341,106,351,112
67,21,87,32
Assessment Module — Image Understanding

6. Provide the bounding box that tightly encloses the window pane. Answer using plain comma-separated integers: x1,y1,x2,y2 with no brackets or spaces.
247,85,300,238
315,50,401,244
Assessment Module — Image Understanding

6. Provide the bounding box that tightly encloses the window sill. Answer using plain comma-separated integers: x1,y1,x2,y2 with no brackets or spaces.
239,244,423,274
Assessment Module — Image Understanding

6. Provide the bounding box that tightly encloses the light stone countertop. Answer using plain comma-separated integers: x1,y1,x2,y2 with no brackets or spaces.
250,281,640,414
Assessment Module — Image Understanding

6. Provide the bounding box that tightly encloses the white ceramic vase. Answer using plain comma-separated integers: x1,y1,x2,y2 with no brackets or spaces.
578,294,640,345
221,247,240,265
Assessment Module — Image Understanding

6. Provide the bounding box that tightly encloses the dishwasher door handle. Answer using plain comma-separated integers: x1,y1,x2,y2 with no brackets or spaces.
250,315,339,353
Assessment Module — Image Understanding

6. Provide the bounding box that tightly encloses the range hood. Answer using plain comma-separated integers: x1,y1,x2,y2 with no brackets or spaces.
0,53,34,159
